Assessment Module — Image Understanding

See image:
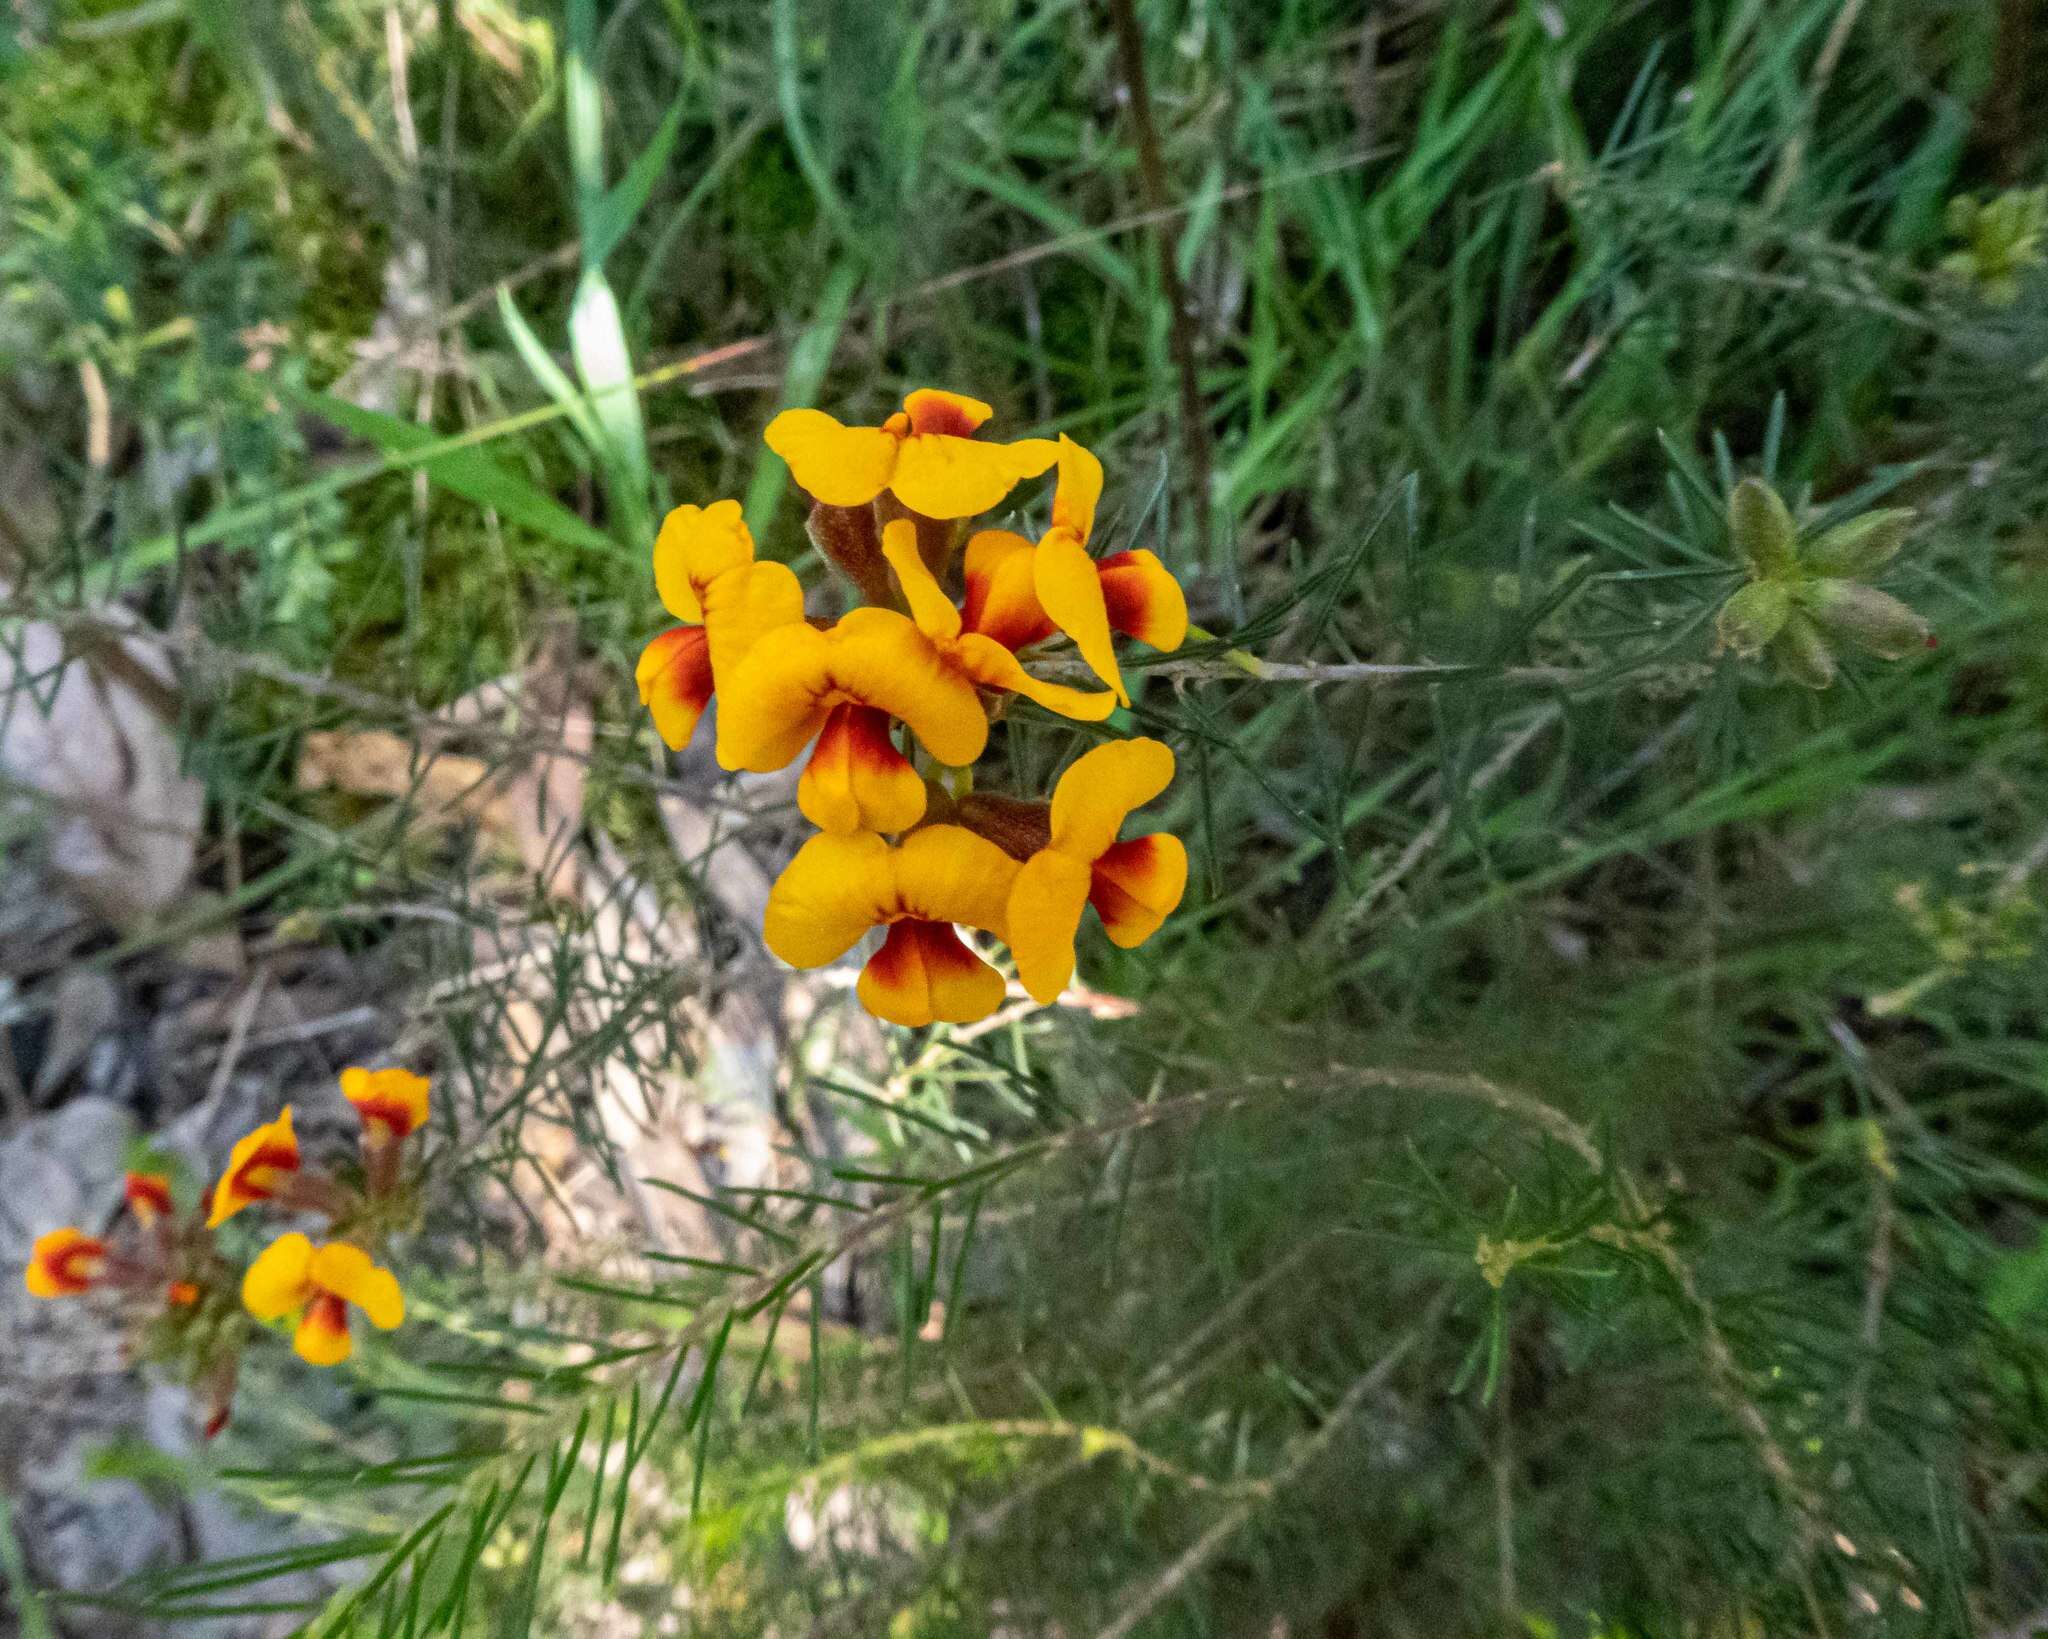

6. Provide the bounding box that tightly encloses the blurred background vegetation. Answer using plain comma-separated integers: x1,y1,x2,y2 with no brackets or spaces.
3,0,2047,1634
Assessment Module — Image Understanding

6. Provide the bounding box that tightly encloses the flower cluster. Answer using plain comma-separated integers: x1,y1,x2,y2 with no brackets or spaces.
637,389,1190,1026
23,1067,430,1432
1713,477,1932,689
1939,188,2046,307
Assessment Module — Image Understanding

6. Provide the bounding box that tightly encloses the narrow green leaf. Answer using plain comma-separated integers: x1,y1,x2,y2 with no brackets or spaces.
586,93,689,268
744,259,862,538
285,388,619,559
495,286,612,476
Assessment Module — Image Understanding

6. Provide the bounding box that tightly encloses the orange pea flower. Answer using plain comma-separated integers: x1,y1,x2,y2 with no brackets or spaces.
206,1107,301,1228
961,436,1188,705
719,523,1115,833
764,826,1020,1027
636,501,806,750
1007,738,1187,1003
124,1170,174,1227
242,1232,403,1367
24,1227,109,1298
340,1066,431,1142
765,389,1059,520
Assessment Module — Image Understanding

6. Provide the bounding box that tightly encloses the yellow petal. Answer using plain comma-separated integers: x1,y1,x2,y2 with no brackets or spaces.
798,705,927,835
340,1066,431,1140
1034,528,1126,704
1049,737,1176,861
857,920,1007,1027
208,1107,300,1228
242,1232,318,1322
700,559,806,695
765,409,901,507
881,520,962,640
962,530,1051,649
294,1294,354,1367
311,1242,405,1330
954,633,1117,724
889,435,1060,520
635,625,714,750
1049,434,1103,541
714,622,837,772
1090,833,1187,948
827,609,990,767
892,824,1018,937
1098,550,1188,652
652,500,751,622
25,1228,108,1299
902,389,994,437
764,831,899,968
1006,849,1093,1004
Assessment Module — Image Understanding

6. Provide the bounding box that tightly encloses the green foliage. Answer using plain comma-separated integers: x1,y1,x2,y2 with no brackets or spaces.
6,0,2047,1634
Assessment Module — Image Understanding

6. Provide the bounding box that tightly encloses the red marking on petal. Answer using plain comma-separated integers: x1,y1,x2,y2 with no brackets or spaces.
1089,833,1187,948
800,704,925,834
125,1172,173,1224
903,391,989,439
237,1144,301,1199
34,1235,110,1296
350,1097,419,1140
858,919,1004,1027
636,625,716,749
963,538,1054,650
1097,551,1189,651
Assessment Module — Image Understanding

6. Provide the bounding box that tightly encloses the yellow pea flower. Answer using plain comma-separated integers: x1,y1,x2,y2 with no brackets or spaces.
764,388,1059,520
242,1233,404,1367
339,1066,431,1142
960,436,1188,705
763,826,1021,1027
24,1227,110,1298
637,500,806,749
717,522,1115,834
124,1170,174,1227
206,1107,301,1228
1005,738,1187,1004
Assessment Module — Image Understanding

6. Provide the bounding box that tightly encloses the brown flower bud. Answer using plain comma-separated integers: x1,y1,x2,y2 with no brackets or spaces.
953,792,1054,861
805,502,895,609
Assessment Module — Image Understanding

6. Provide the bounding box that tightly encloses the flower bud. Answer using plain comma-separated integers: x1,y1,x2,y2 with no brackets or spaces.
805,502,895,609
1771,612,1838,690
1713,580,1791,658
1803,509,1914,578
953,792,1054,861
1802,579,1931,660
1728,478,1798,579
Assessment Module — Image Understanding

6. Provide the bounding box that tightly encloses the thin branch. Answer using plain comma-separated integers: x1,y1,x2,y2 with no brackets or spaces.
1345,704,1563,928
1494,1317,1518,1623
1092,1291,1451,1639
1105,0,1215,555
1846,1146,1896,1433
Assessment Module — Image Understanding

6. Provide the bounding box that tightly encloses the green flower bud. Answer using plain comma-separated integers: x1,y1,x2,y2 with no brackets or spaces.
1803,508,1914,578
1713,580,1792,658
1771,612,1837,690
1727,478,1797,579
1801,578,1932,660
